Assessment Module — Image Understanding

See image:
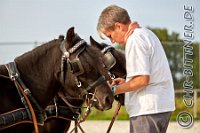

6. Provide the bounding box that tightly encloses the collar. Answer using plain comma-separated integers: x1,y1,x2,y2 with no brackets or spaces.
124,22,140,44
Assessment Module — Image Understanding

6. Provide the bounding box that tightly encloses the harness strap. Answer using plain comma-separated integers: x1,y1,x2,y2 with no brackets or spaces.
58,92,81,109
5,62,32,120
7,62,46,124
82,75,106,95
59,39,86,87
5,62,39,133
101,45,114,54
0,105,79,130
17,77,46,124
11,79,39,133
0,108,28,130
45,105,80,121
106,102,122,133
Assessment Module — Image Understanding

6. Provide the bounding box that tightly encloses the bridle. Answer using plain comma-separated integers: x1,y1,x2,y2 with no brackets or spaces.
60,43,124,133
59,38,107,99
59,38,110,133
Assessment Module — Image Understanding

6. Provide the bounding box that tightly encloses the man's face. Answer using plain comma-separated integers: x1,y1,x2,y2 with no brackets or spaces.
103,23,127,45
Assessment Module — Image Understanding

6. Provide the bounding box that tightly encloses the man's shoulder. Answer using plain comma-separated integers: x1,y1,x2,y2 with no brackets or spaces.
133,27,151,35
129,27,150,42
130,27,158,42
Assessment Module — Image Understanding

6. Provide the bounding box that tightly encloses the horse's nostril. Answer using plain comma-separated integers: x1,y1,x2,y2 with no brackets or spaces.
105,96,113,105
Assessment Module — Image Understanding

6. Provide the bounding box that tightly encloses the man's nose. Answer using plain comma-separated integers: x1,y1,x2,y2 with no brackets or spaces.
110,39,115,43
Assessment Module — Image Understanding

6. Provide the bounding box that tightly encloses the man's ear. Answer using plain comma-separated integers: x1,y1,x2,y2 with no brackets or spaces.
114,22,122,30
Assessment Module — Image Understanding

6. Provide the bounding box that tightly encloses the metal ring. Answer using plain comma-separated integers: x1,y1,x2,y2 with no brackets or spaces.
77,81,82,87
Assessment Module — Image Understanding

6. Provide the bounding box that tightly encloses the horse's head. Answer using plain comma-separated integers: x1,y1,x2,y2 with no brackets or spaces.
59,27,114,111
90,36,126,105
90,36,126,78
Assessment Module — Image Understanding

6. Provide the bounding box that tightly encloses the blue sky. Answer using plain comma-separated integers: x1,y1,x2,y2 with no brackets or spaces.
0,0,199,63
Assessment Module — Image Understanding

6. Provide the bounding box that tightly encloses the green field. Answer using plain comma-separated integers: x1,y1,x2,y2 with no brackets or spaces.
86,97,200,121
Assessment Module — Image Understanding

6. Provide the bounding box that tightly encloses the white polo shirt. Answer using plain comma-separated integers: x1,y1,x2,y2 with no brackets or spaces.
125,27,175,117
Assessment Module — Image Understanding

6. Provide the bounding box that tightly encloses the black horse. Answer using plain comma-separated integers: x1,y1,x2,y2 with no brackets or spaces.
0,27,114,133
37,36,126,133
89,36,126,106
89,36,126,80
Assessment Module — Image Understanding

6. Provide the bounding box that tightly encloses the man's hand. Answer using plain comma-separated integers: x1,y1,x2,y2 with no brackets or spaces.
112,78,125,85
114,94,125,105
110,78,125,105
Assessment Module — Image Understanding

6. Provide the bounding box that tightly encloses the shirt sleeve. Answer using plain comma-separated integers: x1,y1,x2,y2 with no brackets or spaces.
126,35,151,78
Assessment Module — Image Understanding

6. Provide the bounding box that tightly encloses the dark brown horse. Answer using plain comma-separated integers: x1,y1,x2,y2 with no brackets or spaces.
0,27,114,133
37,36,126,133
89,36,126,105
90,36,126,80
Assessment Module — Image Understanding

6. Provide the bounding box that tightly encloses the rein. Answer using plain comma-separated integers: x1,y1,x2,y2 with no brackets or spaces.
106,102,122,133
4,62,41,133
68,89,96,133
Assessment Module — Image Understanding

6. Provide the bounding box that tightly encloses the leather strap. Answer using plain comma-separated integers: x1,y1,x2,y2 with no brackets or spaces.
106,102,122,133
5,62,39,133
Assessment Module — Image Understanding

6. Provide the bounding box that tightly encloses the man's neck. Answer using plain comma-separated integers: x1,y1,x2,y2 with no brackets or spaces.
124,22,140,44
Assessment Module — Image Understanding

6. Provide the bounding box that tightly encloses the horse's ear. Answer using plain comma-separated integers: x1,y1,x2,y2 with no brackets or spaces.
90,36,103,50
66,27,75,45
58,35,64,41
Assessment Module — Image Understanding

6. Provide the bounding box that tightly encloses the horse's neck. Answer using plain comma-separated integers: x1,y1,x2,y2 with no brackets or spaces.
14,39,62,107
0,65,8,76
116,50,126,71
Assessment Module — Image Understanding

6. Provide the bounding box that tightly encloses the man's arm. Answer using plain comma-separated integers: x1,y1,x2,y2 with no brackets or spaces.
114,75,149,94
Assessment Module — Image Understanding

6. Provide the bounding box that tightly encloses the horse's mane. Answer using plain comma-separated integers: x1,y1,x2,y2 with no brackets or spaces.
15,39,61,64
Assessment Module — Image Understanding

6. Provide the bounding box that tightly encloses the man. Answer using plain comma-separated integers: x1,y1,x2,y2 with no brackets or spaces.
97,5,175,133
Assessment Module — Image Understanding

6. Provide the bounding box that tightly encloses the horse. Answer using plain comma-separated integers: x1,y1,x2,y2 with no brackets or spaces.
89,36,126,80
0,27,114,133
89,36,126,105
37,36,126,133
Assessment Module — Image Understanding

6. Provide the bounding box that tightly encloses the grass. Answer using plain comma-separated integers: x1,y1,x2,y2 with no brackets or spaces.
84,101,129,120
170,97,200,121
84,97,200,121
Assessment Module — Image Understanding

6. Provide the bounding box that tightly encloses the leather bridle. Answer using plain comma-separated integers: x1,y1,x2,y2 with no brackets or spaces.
59,38,111,133
59,38,107,98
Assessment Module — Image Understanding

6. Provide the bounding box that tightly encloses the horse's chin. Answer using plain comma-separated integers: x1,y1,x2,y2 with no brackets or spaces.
93,102,112,111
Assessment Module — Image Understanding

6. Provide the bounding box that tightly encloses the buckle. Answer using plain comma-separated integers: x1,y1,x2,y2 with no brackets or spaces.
10,73,19,80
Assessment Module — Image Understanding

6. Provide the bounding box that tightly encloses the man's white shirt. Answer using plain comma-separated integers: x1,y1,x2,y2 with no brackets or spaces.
125,27,175,117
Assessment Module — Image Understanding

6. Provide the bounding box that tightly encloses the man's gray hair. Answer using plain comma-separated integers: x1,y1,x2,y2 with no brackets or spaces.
97,5,131,39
